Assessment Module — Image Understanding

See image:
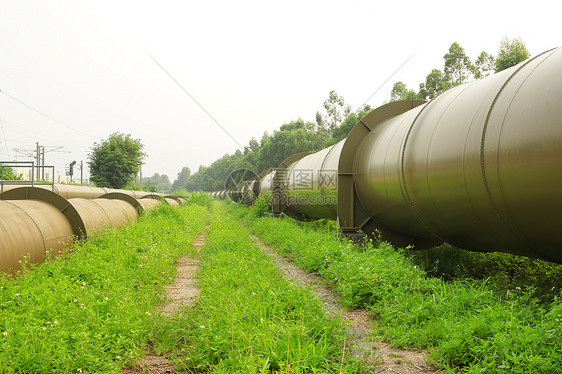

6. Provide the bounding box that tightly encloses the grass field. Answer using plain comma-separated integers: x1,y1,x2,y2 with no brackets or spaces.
235,201,562,373
0,202,209,373
152,200,363,372
2,194,561,373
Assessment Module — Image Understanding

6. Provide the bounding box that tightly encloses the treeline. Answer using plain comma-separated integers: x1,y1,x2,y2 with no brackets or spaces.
155,37,530,193
390,36,530,101
173,96,372,192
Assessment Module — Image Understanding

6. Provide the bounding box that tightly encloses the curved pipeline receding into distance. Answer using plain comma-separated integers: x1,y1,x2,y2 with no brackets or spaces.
0,186,168,274
209,47,562,263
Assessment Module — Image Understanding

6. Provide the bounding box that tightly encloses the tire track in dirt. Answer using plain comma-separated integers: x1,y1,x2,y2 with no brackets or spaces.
250,234,437,374
122,233,207,374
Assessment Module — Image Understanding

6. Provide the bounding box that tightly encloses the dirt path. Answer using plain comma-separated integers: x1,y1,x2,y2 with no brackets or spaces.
122,233,206,374
250,234,437,373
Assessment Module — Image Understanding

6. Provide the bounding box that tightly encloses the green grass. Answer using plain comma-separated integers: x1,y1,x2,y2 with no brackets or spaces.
0,203,209,373
153,201,363,373
233,202,562,373
4,192,560,373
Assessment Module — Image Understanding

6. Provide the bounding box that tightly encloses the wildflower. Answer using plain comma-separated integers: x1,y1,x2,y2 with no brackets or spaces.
251,292,256,295
73,299,77,303
77,369,82,373
2,331,7,336
116,355,121,359
54,320,59,325
145,311,152,316
81,282,86,286
200,325,205,328
15,293,20,296
516,286,521,290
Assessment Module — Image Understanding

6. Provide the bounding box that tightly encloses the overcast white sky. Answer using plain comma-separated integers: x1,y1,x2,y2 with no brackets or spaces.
0,0,559,182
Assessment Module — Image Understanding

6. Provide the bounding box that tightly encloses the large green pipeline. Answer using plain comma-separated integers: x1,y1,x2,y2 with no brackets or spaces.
339,47,562,263
257,47,562,263
273,141,344,220
210,48,562,262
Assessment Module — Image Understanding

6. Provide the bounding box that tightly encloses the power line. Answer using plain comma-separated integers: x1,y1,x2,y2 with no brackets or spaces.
0,118,11,159
358,51,417,110
145,52,244,149
1,119,61,144
0,89,97,139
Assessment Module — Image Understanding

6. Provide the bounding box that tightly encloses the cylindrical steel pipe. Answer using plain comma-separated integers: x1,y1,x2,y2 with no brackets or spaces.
345,47,562,262
0,200,74,274
0,187,152,274
281,140,344,219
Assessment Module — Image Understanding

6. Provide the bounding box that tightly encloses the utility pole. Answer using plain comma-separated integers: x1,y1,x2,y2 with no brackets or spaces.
40,146,45,180
69,161,76,182
35,142,40,181
80,160,83,184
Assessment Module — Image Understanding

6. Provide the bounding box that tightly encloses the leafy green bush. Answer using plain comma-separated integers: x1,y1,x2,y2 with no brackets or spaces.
186,191,213,208
249,194,270,217
0,164,22,180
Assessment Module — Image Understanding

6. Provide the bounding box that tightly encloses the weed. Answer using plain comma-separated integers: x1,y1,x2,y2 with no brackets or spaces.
249,194,270,217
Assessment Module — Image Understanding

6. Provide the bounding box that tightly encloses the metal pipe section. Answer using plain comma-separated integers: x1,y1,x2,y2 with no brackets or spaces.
0,187,164,274
258,170,276,202
0,200,74,274
279,140,344,220
0,184,157,200
340,47,562,263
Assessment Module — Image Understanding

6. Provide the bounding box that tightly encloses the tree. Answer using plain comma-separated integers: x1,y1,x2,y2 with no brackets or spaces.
317,91,351,137
0,163,21,180
495,37,530,72
443,42,472,86
390,81,419,102
142,173,172,193
390,81,407,101
143,179,157,192
325,106,371,147
171,166,191,192
88,132,146,189
473,51,496,79
419,69,447,100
